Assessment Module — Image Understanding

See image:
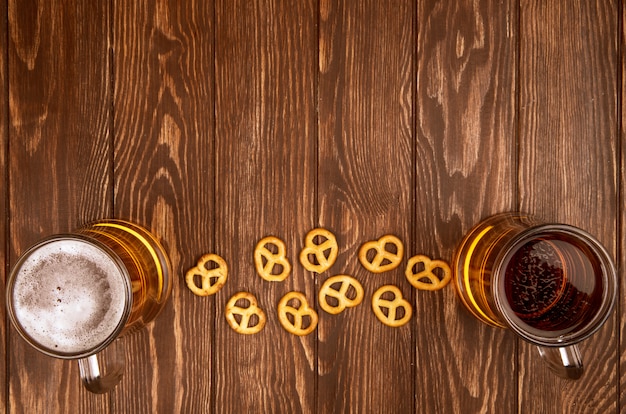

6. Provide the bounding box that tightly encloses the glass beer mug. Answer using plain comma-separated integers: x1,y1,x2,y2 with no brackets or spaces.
453,213,617,379
6,220,172,393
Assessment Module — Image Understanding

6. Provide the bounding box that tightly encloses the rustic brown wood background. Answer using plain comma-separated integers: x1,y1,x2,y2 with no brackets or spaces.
1,0,623,413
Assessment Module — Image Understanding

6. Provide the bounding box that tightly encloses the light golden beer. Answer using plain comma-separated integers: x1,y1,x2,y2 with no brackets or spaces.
452,214,537,328
7,220,172,359
78,220,172,333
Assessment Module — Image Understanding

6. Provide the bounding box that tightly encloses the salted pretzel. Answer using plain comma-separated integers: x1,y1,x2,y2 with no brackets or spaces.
185,253,228,296
319,275,364,315
371,285,412,327
224,292,266,334
358,235,404,273
299,228,338,273
277,291,318,336
254,236,292,282
405,254,451,291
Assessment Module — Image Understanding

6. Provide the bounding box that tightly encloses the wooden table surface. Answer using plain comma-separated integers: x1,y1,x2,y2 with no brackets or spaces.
1,0,624,413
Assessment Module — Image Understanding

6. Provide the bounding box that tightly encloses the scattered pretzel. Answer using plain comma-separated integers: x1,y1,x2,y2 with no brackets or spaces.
224,292,266,334
185,253,228,296
299,228,338,273
371,285,412,327
319,275,364,315
405,254,451,291
254,236,292,282
358,235,404,273
277,292,318,336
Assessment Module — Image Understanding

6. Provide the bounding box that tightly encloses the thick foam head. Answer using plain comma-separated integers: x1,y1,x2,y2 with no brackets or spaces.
9,238,130,357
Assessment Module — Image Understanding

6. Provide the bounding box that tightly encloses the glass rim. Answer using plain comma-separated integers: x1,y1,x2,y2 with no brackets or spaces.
6,234,133,360
492,224,617,347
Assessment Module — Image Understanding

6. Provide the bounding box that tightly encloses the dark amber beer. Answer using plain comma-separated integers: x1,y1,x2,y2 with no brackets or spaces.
7,220,172,392
453,213,617,379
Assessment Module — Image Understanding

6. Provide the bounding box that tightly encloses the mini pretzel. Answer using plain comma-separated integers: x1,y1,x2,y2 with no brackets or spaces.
225,292,266,334
358,235,404,273
277,292,318,336
299,228,338,273
185,253,228,296
319,275,364,315
405,254,451,291
254,236,291,282
371,285,412,327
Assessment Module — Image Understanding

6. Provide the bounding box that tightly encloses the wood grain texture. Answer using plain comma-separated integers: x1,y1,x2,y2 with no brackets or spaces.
7,0,112,412
518,1,619,413
0,0,7,411
415,0,518,412
615,1,626,413
213,0,318,412
112,0,215,412
318,0,414,412
2,0,624,412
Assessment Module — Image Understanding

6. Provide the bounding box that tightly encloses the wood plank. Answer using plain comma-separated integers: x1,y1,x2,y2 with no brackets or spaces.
111,0,215,411
213,0,317,411
318,0,414,412
518,1,619,412
415,0,518,412
0,0,7,411
616,1,626,413
213,0,317,413
7,0,111,412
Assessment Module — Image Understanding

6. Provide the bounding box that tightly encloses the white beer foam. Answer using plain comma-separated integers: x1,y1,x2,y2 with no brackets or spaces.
12,239,128,355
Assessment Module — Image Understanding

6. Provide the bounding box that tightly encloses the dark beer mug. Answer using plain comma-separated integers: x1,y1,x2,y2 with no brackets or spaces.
453,213,617,379
6,220,172,393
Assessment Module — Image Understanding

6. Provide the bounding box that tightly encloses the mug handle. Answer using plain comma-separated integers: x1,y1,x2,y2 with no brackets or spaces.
78,339,125,393
536,345,583,380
